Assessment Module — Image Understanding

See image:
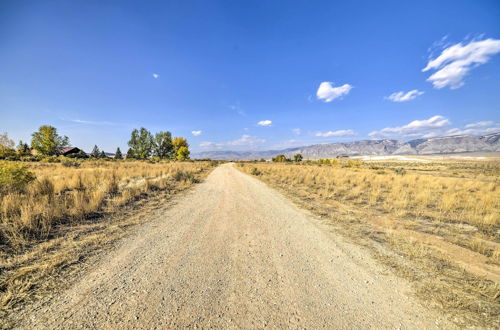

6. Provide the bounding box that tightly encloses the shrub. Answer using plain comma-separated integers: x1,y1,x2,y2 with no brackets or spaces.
0,162,36,194
250,167,262,176
173,170,196,183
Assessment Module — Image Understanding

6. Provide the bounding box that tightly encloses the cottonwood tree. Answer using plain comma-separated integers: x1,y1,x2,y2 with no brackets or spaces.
128,128,154,159
172,137,189,158
272,154,288,162
0,133,16,158
0,133,15,149
31,126,69,156
176,146,190,161
154,131,173,159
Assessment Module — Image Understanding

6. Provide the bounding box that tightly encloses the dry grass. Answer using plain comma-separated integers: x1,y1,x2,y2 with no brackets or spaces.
0,160,214,320
239,159,500,327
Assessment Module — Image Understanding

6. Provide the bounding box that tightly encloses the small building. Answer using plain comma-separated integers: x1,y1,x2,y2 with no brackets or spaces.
60,147,83,156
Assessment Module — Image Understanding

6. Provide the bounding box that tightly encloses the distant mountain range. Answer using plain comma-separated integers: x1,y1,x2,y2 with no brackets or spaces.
192,132,500,160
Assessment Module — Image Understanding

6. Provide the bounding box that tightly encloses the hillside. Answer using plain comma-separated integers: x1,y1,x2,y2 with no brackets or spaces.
193,132,500,160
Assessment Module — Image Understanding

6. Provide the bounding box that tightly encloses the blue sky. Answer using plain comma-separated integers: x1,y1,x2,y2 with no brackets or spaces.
1,0,500,153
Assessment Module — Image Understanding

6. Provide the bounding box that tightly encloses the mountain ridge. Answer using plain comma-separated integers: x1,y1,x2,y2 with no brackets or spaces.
192,132,500,160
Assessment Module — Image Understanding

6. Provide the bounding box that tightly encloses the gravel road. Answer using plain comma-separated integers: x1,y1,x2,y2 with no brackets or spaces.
17,164,448,329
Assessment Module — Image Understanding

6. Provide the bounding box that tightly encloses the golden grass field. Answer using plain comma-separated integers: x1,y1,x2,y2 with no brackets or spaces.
239,159,500,327
0,160,214,317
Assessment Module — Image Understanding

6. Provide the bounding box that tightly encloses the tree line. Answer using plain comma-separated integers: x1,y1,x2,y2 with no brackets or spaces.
0,125,190,160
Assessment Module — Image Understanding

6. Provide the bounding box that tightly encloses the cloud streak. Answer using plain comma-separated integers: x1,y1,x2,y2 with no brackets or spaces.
200,135,266,149
423,38,500,89
315,129,356,137
191,130,202,136
386,90,424,102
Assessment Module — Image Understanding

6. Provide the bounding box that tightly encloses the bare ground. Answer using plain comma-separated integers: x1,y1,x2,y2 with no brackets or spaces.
13,164,451,329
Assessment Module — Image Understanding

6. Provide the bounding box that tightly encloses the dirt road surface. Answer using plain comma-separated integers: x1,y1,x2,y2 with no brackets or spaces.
16,164,449,329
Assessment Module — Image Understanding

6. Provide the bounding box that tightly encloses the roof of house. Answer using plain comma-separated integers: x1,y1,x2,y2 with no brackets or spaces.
60,147,80,154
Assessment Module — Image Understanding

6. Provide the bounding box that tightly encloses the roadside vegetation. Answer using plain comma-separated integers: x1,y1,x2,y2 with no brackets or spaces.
0,126,215,320
238,158,500,327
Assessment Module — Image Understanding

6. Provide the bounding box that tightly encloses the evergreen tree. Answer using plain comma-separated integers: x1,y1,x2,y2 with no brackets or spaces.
90,145,100,158
99,150,107,158
115,147,123,159
126,148,135,159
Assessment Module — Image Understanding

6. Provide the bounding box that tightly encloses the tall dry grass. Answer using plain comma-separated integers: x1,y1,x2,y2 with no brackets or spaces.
239,160,500,327
0,160,213,319
241,161,499,232
0,160,210,249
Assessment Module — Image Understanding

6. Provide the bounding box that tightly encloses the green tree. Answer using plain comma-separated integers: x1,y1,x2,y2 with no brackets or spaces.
99,150,107,159
172,137,189,157
115,147,123,159
31,126,69,156
126,148,135,159
154,131,173,159
90,145,101,158
176,146,190,161
272,154,288,162
294,154,303,162
128,128,154,159
16,140,31,155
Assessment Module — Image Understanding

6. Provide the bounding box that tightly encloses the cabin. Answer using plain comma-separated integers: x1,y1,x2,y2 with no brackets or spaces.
60,147,83,156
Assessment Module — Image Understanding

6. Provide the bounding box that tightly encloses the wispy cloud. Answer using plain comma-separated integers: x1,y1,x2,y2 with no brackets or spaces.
191,130,202,136
464,121,494,128
229,103,246,116
315,129,356,137
369,115,450,139
292,128,301,135
316,82,352,102
257,120,272,126
423,38,500,89
152,73,160,79
447,121,500,136
386,90,424,102
200,135,266,149
66,119,119,126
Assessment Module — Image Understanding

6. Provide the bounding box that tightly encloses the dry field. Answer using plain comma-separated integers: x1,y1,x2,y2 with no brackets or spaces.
0,159,214,319
239,159,500,327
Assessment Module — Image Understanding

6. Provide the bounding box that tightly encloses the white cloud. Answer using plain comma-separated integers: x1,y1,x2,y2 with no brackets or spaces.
152,73,159,79
386,90,424,102
447,121,499,136
292,128,301,135
191,130,202,136
423,38,500,89
464,121,494,128
229,134,265,146
369,115,450,139
257,120,272,126
199,135,265,149
315,129,356,137
316,82,352,102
